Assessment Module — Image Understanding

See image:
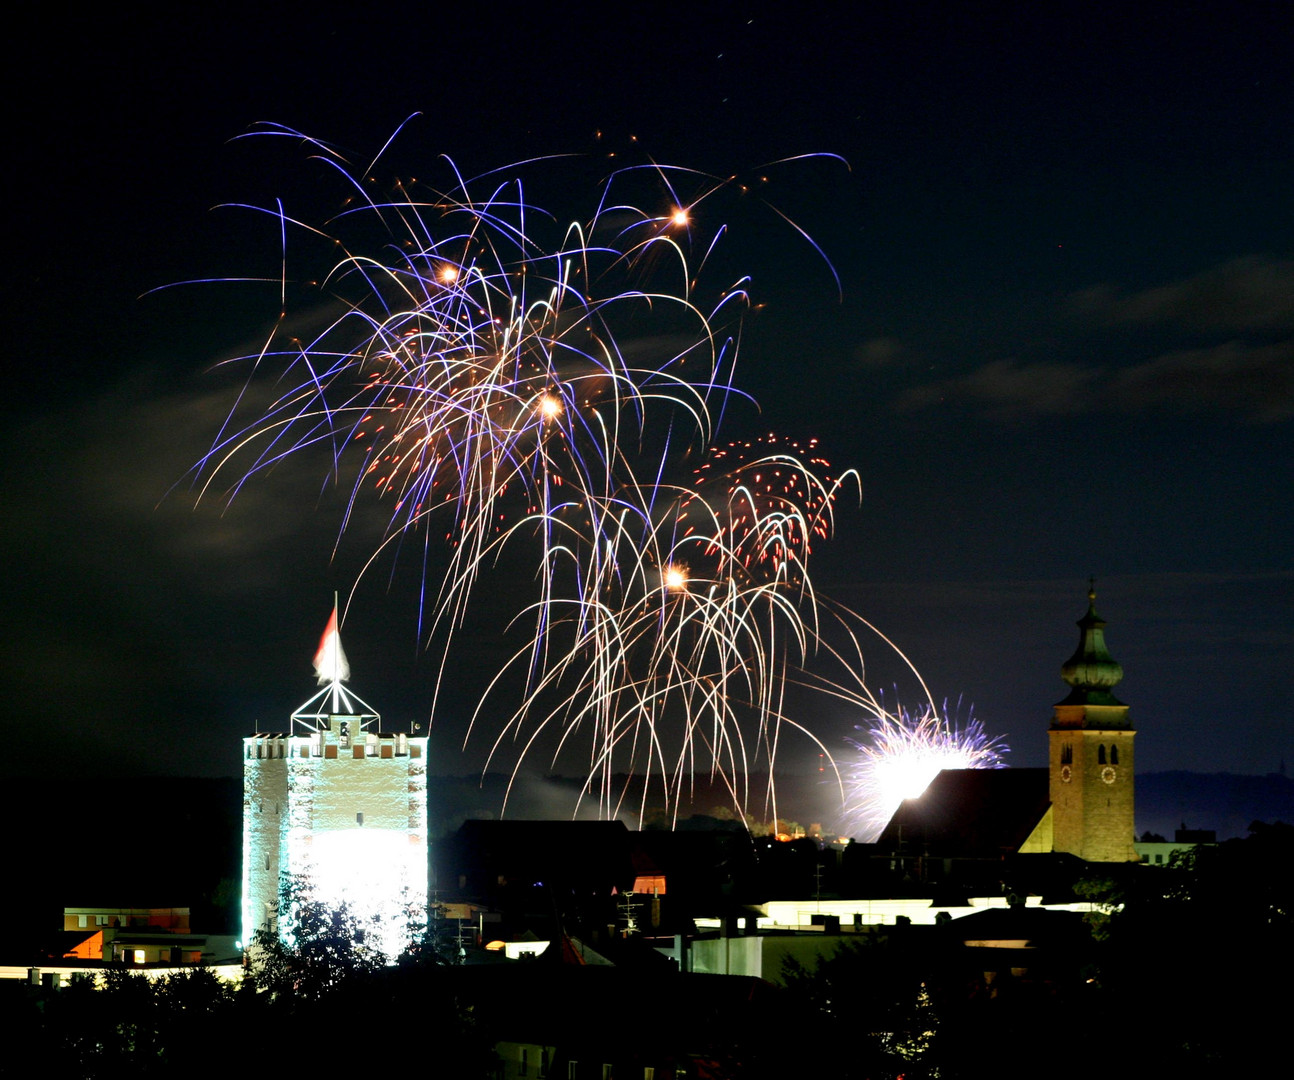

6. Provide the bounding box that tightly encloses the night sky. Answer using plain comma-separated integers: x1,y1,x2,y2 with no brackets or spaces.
3,3,1290,799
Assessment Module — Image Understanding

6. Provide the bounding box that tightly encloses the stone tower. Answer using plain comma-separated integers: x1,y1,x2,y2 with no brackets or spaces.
242,605,428,957
1048,586,1138,862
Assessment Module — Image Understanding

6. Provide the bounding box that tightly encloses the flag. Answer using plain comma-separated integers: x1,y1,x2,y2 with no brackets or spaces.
313,606,350,684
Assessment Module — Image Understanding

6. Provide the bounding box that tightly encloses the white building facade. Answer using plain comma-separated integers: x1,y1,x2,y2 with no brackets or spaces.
242,609,428,959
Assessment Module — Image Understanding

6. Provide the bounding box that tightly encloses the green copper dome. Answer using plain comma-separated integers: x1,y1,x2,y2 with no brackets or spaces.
1058,586,1125,706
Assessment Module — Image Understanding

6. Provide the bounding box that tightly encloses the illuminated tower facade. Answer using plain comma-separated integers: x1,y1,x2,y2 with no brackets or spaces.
242,607,428,957
1048,587,1138,862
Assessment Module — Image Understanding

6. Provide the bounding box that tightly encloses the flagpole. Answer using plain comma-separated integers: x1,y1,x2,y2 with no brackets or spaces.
332,590,340,714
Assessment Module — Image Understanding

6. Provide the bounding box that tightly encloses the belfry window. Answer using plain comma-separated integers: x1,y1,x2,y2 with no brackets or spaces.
1110,744,1119,765
1098,745,1107,764
1061,744,1073,765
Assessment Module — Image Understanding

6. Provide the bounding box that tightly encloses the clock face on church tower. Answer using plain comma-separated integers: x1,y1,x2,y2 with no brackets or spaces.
1050,588,1137,862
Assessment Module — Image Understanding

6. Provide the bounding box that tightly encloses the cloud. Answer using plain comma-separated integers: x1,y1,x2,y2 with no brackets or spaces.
1108,339,1294,422
898,359,1100,419
0,369,371,607
1071,256,1294,334
902,257,1294,423
853,337,906,368
899,339,1294,423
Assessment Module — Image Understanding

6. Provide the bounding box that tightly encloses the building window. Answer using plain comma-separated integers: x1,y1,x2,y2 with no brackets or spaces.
1060,744,1072,764
356,813,364,826
568,1064,578,1080
520,1049,529,1076
1110,744,1119,765
1098,744,1107,764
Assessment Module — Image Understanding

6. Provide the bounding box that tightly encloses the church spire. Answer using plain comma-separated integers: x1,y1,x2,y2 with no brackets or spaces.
1058,580,1125,707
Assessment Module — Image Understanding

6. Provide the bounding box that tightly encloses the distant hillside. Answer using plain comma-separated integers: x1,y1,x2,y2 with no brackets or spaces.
10,768,1290,944
1137,771,1294,841
427,772,787,836
428,770,1294,843
5,777,242,954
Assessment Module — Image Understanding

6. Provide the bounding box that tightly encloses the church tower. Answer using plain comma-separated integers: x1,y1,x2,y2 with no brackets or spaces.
1048,586,1137,862
242,605,428,958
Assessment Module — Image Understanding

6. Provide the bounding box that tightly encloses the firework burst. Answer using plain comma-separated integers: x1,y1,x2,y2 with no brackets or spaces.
843,699,1008,842
194,121,866,825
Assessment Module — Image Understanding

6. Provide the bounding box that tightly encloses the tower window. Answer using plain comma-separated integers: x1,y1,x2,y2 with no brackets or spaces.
357,813,364,826
1098,745,1107,764
1110,744,1119,765
1061,744,1073,765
